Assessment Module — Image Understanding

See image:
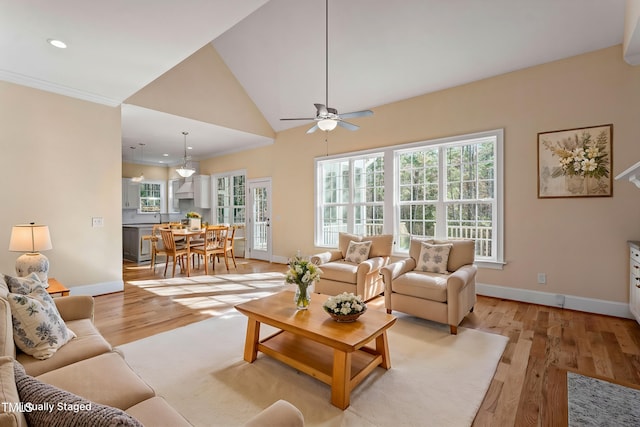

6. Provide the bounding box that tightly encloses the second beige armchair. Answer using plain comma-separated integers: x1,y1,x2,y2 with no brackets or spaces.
381,238,477,334
311,232,393,301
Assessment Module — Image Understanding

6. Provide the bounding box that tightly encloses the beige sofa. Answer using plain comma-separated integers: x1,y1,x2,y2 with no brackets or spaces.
311,233,393,301
381,238,477,334
0,277,304,427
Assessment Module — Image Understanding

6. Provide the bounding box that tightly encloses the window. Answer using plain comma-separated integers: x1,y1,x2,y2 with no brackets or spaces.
139,182,163,213
316,153,384,247
315,129,503,265
214,172,246,224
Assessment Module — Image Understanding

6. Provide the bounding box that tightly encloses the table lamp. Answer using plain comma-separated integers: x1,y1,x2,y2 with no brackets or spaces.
9,223,53,284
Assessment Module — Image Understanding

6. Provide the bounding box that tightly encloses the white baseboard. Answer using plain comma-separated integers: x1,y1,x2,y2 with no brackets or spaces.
68,280,124,297
476,282,634,319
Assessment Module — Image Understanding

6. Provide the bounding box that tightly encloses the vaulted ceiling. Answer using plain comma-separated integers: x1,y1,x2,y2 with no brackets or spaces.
0,0,629,165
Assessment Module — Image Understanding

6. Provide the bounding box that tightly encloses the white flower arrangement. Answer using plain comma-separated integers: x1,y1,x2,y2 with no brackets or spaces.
322,292,367,316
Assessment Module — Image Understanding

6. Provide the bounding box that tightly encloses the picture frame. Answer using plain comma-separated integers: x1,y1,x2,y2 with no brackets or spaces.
537,124,613,198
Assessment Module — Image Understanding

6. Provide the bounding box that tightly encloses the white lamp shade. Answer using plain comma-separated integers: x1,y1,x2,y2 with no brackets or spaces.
318,119,338,131
9,224,52,253
176,167,195,178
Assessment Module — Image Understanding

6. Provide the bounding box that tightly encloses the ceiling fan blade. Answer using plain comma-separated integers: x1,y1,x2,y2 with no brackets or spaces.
314,103,328,116
280,118,316,121
339,109,373,120
337,120,359,131
306,124,320,134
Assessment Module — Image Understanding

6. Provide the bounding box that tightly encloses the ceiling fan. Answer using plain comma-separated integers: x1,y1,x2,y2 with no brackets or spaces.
280,0,373,134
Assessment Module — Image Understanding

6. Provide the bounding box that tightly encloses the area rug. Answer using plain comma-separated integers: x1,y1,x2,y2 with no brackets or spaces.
118,311,508,427
568,372,640,426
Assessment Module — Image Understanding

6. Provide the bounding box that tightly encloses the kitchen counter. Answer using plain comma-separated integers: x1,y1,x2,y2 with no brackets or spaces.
123,224,156,263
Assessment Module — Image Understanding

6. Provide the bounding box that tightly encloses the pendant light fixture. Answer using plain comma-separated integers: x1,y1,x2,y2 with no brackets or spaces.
131,143,145,182
176,131,195,178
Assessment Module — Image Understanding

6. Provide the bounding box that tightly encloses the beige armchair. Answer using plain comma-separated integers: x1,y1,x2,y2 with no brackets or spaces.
380,238,477,334
311,232,393,301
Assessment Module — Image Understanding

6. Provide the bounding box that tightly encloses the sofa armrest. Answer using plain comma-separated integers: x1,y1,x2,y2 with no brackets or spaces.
446,264,478,295
243,400,304,427
381,258,416,284
310,250,343,265
54,296,95,322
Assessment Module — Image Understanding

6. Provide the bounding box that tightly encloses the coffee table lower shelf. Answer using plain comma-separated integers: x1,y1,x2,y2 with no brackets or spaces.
258,330,384,409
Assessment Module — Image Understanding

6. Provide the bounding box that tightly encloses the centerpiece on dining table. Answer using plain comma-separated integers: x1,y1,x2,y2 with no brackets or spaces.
285,255,322,310
185,212,202,230
322,292,367,322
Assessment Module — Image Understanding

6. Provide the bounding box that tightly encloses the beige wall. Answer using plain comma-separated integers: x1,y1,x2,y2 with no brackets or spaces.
202,45,640,304
0,82,122,291
122,162,171,181
126,43,274,138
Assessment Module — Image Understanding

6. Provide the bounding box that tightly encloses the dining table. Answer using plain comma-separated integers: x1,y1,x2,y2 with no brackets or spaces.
170,228,205,277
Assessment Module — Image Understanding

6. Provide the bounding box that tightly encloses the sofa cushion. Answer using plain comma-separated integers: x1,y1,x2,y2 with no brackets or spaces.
18,318,112,377
344,240,372,264
0,276,9,299
415,243,452,274
8,284,76,360
36,352,155,410
320,261,358,284
3,273,43,295
0,356,27,427
125,396,192,427
14,361,142,427
362,234,393,258
0,299,15,358
434,239,475,271
338,232,362,258
392,271,448,302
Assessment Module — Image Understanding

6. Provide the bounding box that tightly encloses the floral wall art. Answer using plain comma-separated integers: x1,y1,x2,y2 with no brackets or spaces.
537,124,613,198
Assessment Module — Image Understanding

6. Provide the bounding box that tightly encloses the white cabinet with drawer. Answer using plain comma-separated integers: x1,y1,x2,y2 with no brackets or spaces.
629,242,640,324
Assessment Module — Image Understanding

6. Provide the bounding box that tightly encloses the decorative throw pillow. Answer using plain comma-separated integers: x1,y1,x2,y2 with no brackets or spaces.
4,273,44,295
13,361,143,427
344,240,372,264
415,242,453,274
8,284,75,359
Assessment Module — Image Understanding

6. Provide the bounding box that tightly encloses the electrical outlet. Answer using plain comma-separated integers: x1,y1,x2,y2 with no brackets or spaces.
92,217,104,228
537,273,546,284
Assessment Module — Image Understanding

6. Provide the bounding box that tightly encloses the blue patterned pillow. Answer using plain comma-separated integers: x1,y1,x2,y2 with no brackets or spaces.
415,243,452,274
4,273,44,295
8,284,75,359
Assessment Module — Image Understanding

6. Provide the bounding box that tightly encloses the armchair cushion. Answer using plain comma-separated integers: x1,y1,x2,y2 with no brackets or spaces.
344,241,372,264
320,261,358,283
415,242,452,274
338,233,362,257
409,238,475,272
363,234,394,258
391,271,448,303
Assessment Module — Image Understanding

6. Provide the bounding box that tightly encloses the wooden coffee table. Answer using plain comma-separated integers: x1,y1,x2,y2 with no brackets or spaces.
235,291,396,409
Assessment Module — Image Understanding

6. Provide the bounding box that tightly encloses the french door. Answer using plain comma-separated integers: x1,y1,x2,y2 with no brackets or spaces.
247,178,272,261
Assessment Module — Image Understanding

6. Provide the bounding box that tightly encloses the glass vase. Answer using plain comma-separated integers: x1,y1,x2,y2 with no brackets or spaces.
294,285,311,310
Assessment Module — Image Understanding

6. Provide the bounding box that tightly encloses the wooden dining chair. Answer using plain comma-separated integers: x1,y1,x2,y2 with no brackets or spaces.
191,225,231,274
224,225,238,269
159,229,189,277
145,224,169,272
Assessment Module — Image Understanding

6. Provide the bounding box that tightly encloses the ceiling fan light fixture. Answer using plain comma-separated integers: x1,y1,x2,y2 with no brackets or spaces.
318,118,337,131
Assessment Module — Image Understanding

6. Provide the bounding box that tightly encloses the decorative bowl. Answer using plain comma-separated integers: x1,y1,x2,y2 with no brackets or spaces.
325,306,367,323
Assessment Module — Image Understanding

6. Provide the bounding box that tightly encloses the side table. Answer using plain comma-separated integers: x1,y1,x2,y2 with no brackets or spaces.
47,278,70,297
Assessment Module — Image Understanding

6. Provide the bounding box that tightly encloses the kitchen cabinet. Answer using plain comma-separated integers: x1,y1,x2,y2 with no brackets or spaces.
122,179,140,209
194,175,210,209
123,225,154,263
168,179,180,213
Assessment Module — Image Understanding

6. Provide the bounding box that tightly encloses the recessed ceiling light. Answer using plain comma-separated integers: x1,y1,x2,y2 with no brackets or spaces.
187,146,193,150
47,39,67,49
163,153,169,157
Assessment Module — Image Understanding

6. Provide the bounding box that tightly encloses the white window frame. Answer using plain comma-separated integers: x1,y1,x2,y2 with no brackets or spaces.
212,169,246,225
315,129,504,269
138,180,166,214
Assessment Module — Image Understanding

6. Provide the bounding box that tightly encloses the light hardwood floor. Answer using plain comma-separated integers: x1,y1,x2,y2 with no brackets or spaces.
94,259,640,426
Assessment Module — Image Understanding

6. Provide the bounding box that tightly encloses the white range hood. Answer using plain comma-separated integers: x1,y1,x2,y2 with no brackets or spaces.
176,178,194,199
